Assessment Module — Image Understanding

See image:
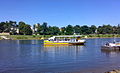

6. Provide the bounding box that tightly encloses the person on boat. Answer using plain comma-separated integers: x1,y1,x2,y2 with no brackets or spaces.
105,42,109,46
113,40,116,44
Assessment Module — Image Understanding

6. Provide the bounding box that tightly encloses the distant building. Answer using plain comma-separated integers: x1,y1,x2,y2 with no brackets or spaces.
95,29,97,34
16,28,19,34
33,23,40,35
10,26,19,34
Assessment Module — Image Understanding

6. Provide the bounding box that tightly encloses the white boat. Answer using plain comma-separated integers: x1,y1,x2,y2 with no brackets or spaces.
101,41,120,50
44,35,86,46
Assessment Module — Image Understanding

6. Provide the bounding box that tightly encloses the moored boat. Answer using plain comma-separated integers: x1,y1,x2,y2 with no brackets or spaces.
44,35,86,46
101,41,120,51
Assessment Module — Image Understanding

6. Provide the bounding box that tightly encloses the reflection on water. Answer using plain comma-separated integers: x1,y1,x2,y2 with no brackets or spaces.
1,38,120,73
17,40,44,56
101,48,120,58
43,46,84,60
100,38,120,58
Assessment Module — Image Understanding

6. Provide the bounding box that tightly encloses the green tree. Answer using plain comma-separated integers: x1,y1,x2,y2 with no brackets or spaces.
3,21,11,32
37,22,49,35
112,26,117,34
116,24,120,34
65,25,74,35
90,25,97,34
48,26,60,35
37,25,43,35
81,25,92,34
0,21,17,33
23,25,32,35
0,22,5,33
60,27,66,35
41,22,49,35
19,21,26,35
97,25,113,34
74,25,81,35
9,21,18,35
18,21,32,35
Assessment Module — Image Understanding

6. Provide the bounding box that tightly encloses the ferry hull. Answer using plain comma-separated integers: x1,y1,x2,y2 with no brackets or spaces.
44,42,85,46
101,46,120,51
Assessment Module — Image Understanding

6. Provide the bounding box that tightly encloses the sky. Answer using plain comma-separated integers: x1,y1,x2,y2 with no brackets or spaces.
0,0,120,27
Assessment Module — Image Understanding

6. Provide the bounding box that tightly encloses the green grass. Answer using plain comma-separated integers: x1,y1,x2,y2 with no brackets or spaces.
9,35,53,40
0,37,2,40
2,34,120,40
85,34,119,38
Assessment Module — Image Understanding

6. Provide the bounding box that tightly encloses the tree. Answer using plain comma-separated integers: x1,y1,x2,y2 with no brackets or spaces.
65,25,74,35
23,25,32,35
112,26,117,34
74,25,81,35
3,21,11,32
0,21,18,34
0,22,5,33
41,22,49,35
18,21,32,35
116,24,120,34
81,25,92,34
48,26,60,35
37,25,43,35
90,25,97,34
97,25,113,34
9,21,18,35
60,27,66,35
19,21,26,35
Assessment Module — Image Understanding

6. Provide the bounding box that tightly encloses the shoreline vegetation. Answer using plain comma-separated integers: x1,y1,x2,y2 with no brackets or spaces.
1,21,120,40
0,34,120,40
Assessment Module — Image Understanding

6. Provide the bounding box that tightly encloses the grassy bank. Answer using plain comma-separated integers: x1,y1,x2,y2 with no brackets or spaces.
86,34,120,38
0,37,2,40
8,35,53,40
1,34,120,40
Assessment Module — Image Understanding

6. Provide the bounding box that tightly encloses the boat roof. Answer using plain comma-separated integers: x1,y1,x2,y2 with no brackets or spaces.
48,35,83,40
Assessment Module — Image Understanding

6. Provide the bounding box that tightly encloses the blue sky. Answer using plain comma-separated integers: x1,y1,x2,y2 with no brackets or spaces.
0,0,120,27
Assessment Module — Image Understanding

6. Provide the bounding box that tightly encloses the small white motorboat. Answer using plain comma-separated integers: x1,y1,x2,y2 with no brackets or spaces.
101,41,120,51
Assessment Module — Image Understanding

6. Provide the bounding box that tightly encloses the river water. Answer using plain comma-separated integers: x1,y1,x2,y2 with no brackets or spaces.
0,38,120,73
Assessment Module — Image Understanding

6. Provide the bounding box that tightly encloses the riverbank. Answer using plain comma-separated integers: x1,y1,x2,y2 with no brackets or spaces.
0,34,120,40
105,69,120,73
0,37,2,40
8,35,52,40
85,34,120,38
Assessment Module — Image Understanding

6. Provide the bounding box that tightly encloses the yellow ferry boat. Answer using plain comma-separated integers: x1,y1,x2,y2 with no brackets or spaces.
44,35,86,46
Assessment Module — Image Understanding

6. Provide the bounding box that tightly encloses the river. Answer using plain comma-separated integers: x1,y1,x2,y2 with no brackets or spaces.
0,38,120,73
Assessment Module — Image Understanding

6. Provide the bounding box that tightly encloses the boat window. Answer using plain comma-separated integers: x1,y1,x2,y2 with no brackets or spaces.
113,41,115,44
76,39,78,41
54,38,56,41
49,39,54,41
105,42,109,46
65,38,67,41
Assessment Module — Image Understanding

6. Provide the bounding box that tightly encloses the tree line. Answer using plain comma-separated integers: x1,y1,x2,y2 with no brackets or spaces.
0,21,120,35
